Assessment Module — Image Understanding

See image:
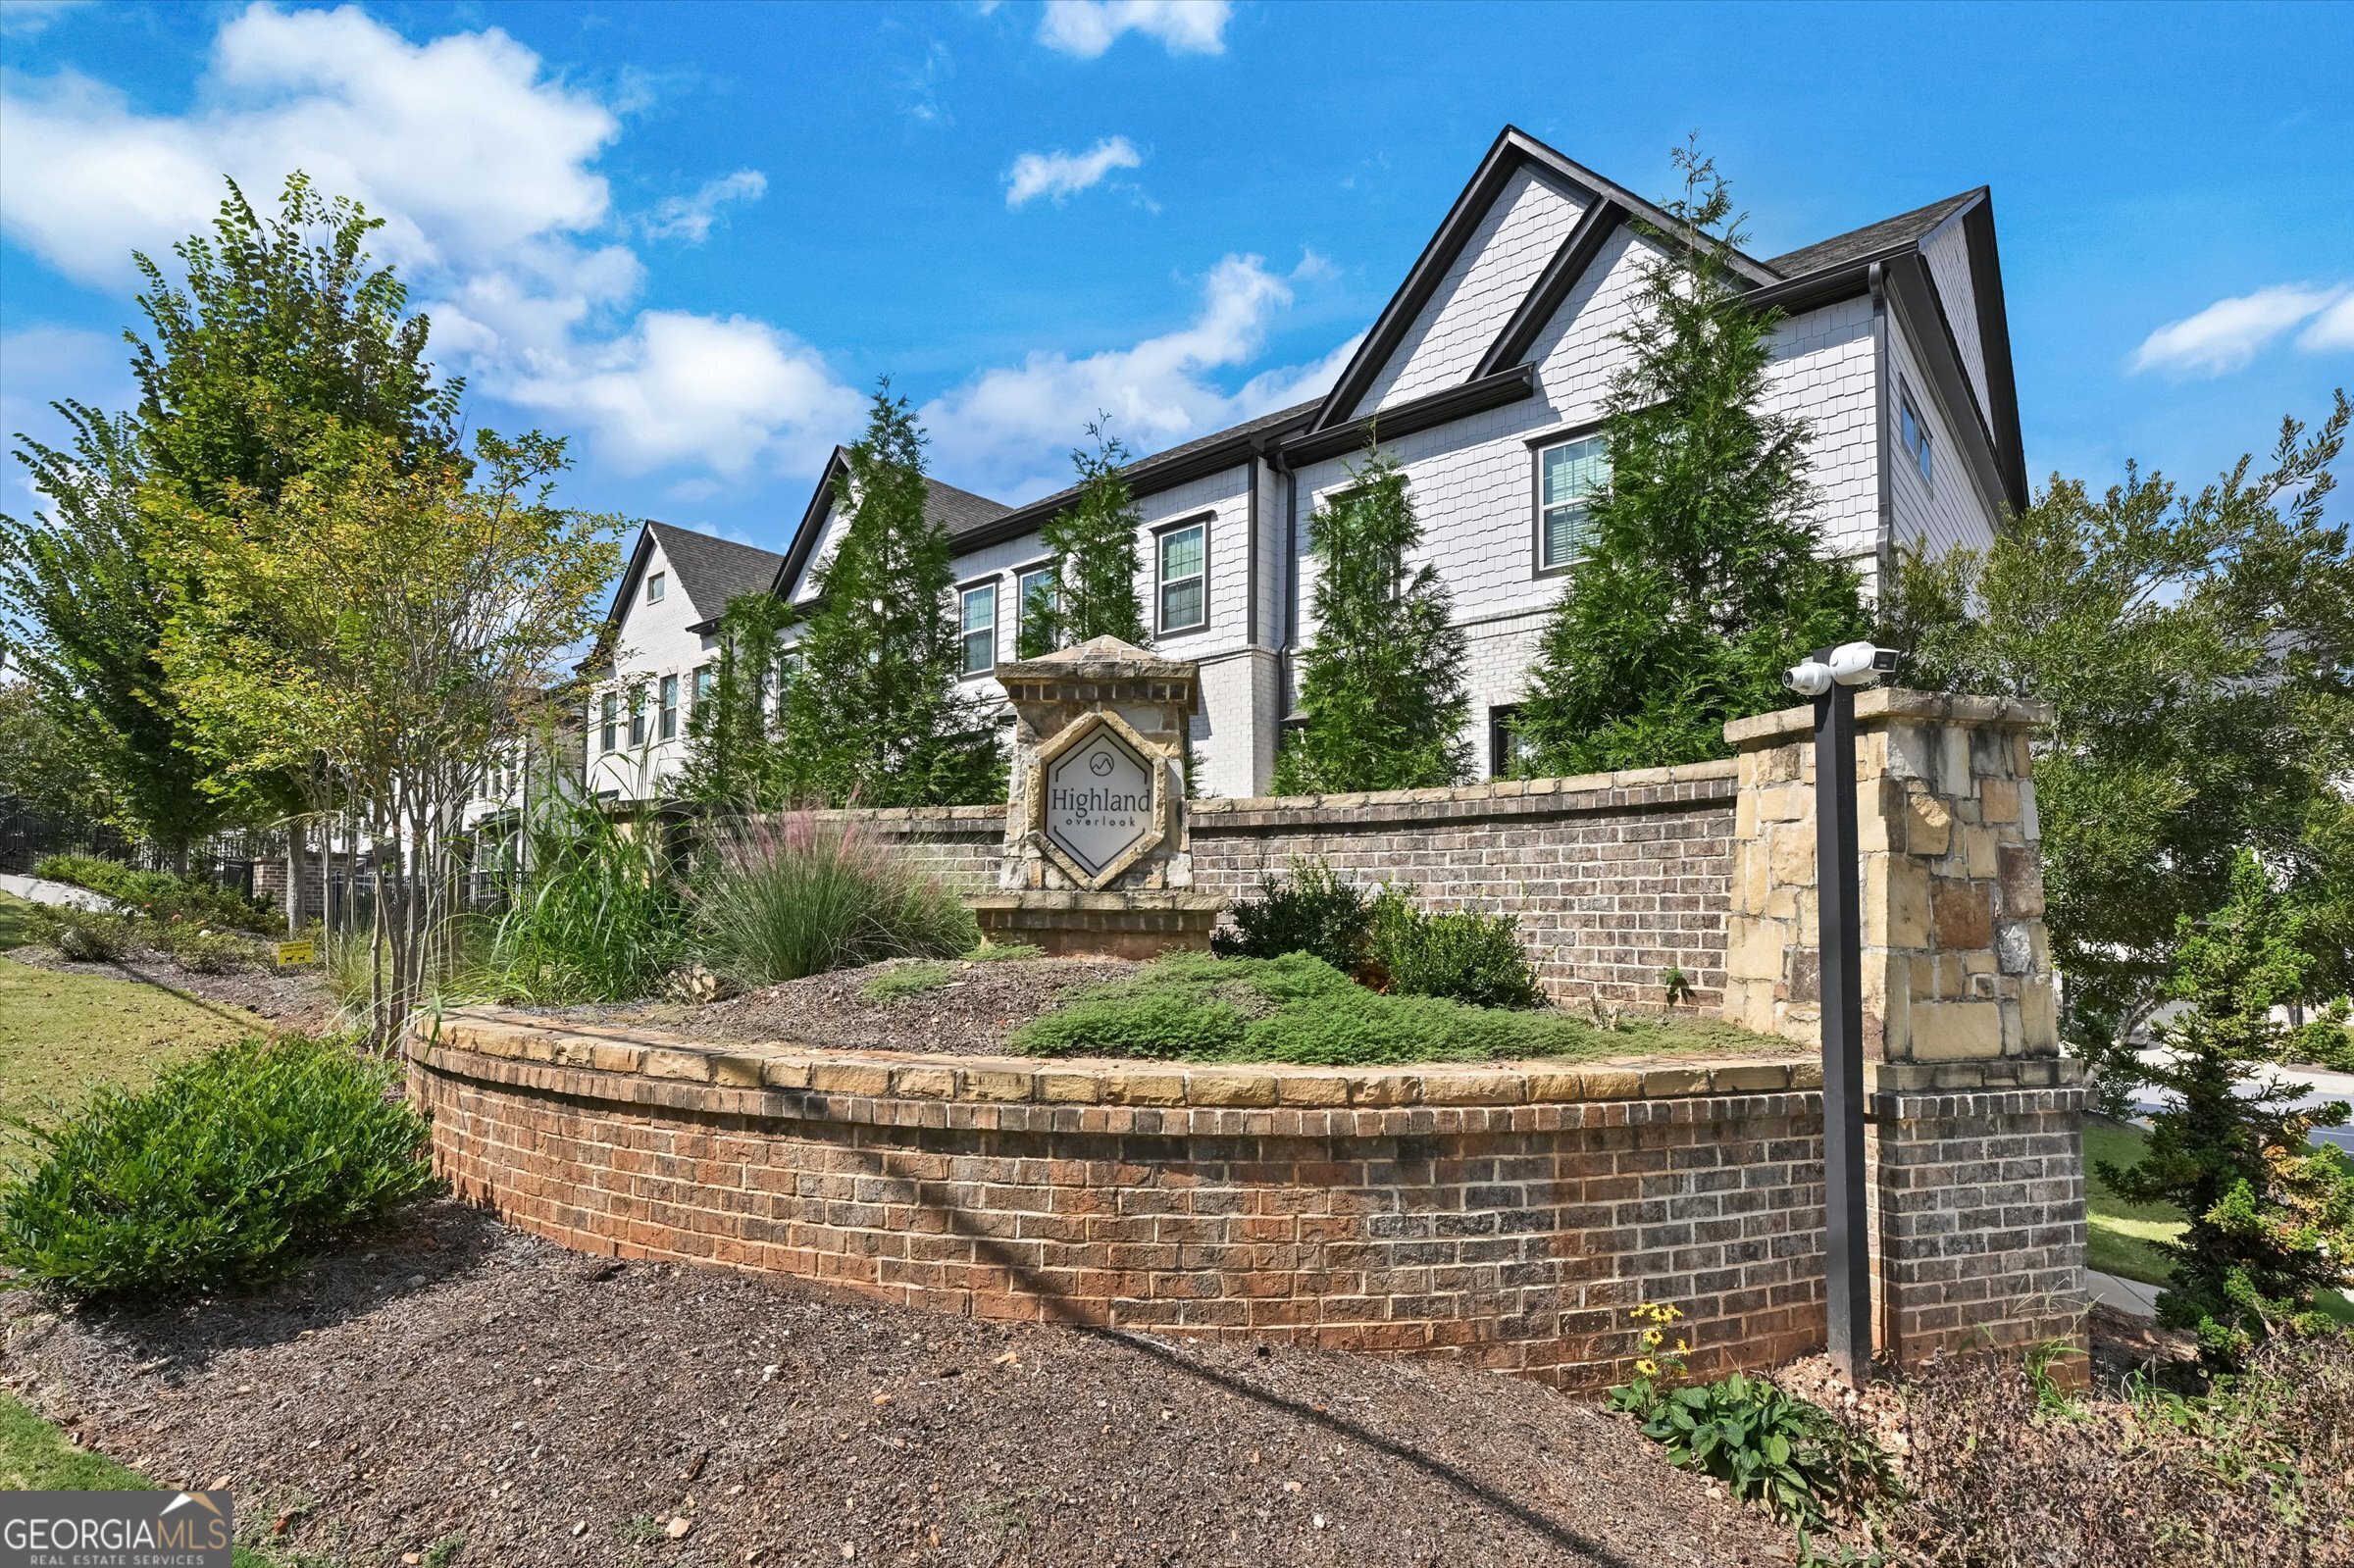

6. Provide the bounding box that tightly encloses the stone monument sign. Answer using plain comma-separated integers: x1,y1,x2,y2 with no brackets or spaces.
969,636,1223,957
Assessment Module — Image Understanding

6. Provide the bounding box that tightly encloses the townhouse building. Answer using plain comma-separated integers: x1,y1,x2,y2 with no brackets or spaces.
587,125,2024,803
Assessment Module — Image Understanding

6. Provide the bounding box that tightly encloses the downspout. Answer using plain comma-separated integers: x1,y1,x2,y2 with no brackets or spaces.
1243,450,1261,649
1868,261,1894,591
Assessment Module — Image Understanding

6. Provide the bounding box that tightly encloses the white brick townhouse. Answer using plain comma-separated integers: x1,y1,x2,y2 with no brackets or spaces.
587,125,2025,803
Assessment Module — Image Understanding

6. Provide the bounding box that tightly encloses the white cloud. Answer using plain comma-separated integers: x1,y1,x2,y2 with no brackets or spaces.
2298,293,2354,354
0,0,84,37
642,169,767,243
1004,136,1143,209
1037,0,1230,58
2129,282,2350,378
502,311,861,478
921,254,1353,499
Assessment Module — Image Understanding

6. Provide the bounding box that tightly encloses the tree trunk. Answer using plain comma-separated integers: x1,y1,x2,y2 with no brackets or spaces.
285,822,307,936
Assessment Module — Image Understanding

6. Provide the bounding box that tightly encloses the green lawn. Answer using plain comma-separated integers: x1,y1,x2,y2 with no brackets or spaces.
0,889,36,949
0,952,258,1125
2086,1114,2353,1323
1,1392,285,1566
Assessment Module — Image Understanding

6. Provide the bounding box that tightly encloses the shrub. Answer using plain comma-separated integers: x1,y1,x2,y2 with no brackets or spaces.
33,854,277,934
476,800,688,1004
1370,902,1543,1008
156,923,263,974
23,904,135,962
0,1036,435,1300
1209,858,1373,973
693,806,979,987
863,960,952,1002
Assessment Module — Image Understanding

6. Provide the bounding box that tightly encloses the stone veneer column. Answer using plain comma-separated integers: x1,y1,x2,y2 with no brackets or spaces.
1720,689,2087,1368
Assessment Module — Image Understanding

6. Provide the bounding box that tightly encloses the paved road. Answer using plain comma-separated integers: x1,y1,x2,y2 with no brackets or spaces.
2132,1049,2354,1155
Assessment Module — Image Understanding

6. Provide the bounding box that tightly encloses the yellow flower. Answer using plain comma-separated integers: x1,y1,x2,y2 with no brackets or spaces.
1635,1358,1660,1377
1674,1340,1690,1354
1642,1328,1663,1348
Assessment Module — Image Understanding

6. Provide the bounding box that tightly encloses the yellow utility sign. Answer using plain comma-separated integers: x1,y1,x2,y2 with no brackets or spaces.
275,939,316,967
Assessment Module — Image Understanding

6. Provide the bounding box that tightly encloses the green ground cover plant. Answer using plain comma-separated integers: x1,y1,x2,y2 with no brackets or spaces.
863,960,953,1002
34,854,278,934
0,1036,434,1300
1011,950,1769,1067
694,807,978,987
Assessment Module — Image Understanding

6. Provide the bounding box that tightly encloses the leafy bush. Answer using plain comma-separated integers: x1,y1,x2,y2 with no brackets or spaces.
1209,858,1373,973
1014,950,1661,1066
1370,901,1543,1008
693,806,979,987
23,904,135,962
0,1037,435,1300
476,801,688,1004
33,854,278,934
1610,1302,1894,1535
155,923,264,974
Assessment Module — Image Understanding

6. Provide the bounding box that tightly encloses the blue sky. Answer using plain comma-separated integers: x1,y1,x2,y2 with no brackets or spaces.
3,0,2349,554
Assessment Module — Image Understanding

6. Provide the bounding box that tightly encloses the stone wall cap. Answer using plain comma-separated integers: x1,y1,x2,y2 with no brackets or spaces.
1185,757,1736,820
1723,687,2057,747
998,635,1201,686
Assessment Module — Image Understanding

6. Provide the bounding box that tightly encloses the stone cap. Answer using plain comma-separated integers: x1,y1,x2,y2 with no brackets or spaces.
998,635,1201,688
415,1005,1817,1112
1723,687,2058,748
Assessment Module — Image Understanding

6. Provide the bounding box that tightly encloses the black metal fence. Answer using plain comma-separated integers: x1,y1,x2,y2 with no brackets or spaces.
0,797,266,899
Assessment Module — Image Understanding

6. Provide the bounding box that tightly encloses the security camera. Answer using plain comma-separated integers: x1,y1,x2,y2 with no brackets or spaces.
1782,658,1834,697
1826,641,1899,687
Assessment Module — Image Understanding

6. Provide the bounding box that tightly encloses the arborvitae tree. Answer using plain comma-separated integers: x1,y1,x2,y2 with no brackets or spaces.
2100,851,2354,1366
779,387,1003,807
1019,420,1149,657
1272,446,1470,793
676,589,799,810
1515,141,1866,775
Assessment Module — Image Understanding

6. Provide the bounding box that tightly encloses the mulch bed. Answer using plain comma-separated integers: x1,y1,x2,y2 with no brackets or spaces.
8,945,340,1033
560,956,1142,1055
1,1200,1788,1568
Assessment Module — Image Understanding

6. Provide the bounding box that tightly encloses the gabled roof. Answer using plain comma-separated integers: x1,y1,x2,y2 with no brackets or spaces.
642,522,788,624
1763,188,1983,279
767,449,1016,602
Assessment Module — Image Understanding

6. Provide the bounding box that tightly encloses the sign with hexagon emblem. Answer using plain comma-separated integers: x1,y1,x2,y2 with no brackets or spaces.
1041,717,1160,884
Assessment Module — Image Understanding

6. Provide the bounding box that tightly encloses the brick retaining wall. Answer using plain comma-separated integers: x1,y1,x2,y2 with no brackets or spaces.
412,1009,2085,1387
841,764,1738,1012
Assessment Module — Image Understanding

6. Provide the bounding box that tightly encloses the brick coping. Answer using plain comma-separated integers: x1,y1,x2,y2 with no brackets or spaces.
414,1007,2082,1115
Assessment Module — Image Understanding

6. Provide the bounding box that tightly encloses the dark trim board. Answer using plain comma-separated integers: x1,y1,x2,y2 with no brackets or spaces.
1278,363,1539,468
768,446,852,602
1475,198,1624,379
1885,253,2013,525
1961,197,2027,511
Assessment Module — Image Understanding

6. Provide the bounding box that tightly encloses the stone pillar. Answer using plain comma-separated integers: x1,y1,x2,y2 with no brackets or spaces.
1722,689,2086,1369
968,636,1224,957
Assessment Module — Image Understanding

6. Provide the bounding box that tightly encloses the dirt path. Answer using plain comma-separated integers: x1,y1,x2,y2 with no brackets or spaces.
2,1201,1785,1568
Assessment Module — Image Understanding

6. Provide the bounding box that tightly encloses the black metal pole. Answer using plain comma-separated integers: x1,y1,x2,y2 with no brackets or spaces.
1815,675,1872,1388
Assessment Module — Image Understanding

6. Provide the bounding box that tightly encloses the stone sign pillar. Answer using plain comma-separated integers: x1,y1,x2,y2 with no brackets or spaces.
968,636,1224,957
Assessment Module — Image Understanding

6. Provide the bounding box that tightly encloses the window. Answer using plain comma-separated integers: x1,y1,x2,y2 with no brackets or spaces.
692,666,715,712
1489,704,1536,779
1156,521,1207,634
658,674,680,740
599,691,618,753
646,571,666,604
629,690,647,747
1017,565,1059,649
1899,386,1934,486
1536,434,1609,573
959,581,998,675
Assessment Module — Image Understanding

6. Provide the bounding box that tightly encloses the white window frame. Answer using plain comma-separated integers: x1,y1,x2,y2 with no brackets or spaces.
646,570,666,605
958,580,999,676
1533,430,1609,576
599,691,618,753
1154,517,1209,636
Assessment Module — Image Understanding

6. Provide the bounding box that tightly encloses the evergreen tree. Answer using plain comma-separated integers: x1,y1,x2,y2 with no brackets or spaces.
2100,851,2354,1366
1272,446,1470,793
779,387,1003,807
676,589,799,810
1515,141,1866,775
1019,420,1149,657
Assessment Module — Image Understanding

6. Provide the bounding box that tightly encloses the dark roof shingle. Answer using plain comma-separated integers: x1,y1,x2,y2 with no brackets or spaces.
1764,189,1982,280
643,521,787,621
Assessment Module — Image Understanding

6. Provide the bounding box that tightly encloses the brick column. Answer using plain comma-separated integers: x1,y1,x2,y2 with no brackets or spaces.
1722,689,2086,1368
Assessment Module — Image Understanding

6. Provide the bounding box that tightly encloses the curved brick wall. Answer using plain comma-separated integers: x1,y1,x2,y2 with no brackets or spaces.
412,1008,1848,1388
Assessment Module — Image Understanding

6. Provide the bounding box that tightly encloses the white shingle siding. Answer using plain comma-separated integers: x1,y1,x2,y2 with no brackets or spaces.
587,532,719,800
1919,217,1990,428
1360,169,1587,414
1886,310,2000,563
